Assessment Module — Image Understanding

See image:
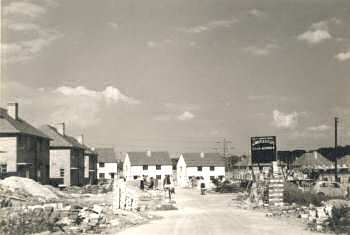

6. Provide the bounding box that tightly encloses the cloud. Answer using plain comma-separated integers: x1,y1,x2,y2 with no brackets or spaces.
307,125,331,131
272,110,298,129
4,2,46,18
298,30,331,44
178,18,238,34
108,22,119,29
55,86,140,104
335,50,350,61
178,111,195,121
243,43,278,56
248,9,266,18
7,22,41,31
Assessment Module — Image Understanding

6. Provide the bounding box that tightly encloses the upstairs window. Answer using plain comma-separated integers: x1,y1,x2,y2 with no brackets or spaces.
197,166,202,171
99,162,105,168
210,166,215,171
143,165,148,170
156,175,161,179
156,165,161,170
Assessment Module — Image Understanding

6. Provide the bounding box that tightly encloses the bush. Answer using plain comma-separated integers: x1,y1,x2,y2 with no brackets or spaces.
284,182,325,206
326,206,350,234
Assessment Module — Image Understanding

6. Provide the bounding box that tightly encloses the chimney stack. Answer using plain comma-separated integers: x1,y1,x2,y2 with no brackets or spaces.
200,152,205,158
54,123,65,136
7,103,18,120
76,135,84,145
146,150,152,157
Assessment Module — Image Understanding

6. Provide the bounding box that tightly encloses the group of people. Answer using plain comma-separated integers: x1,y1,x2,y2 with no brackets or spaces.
139,175,176,201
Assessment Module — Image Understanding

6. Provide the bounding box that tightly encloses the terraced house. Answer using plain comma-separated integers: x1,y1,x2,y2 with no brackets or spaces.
177,152,226,187
96,148,117,180
123,150,172,181
0,103,50,184
40,123,85,187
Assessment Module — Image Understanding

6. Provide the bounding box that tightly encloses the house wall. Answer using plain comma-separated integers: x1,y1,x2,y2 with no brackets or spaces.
123,156,131,180
89,154,97,184
84,155,89,178
97,162,118,180
49,149,71,186
0,136,17,174
128,165,173,180
71,148,84,186
176,156,187,187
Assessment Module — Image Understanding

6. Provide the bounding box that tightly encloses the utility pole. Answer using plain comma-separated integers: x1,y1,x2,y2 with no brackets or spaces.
334,117,339,182
216,138,233,158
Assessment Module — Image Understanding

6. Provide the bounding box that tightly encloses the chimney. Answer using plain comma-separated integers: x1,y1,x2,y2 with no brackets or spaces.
146,150,152,157
200,152,205,158
7,103,18,120
76,135,84,145
54,123,65,136
314,151,318,159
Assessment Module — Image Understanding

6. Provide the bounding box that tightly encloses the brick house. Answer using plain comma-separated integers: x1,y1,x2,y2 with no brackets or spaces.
76,135,98,185
96,148,117,180
0,103,50,184
123,150,172,181
39,124,85,186
177,152,226,187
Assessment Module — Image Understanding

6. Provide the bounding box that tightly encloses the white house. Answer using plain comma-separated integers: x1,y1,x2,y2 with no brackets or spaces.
96,148,117,180
123,151,172,181
177,152,226,187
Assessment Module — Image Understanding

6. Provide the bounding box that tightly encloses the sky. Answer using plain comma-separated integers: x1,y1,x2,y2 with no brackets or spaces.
1,0,350,155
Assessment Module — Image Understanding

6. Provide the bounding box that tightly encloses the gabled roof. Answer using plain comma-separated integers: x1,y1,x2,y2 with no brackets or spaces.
182,152,225,167
0,108,50,139
294,151,333,168
127,151,171,166
39,125,85,149
233,155,252,167
96,148,116,163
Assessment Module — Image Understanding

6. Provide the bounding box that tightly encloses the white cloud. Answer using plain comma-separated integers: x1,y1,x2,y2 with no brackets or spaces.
4,2,46,18
108,22,119,29
272,110,298,129
335,51,350,61
179,18,238,34
307,125,331,131
178,111,195,121
297,29,331,44
243,43,278,56
7,22,41,31
248,9,266,18
55,86,140,104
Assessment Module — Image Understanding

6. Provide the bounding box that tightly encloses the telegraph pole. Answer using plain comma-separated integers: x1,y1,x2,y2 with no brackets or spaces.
216,138,233,157
334,117,339,182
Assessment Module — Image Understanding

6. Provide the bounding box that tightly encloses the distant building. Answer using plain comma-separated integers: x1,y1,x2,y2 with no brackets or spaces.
123,150,172,181
96,148,117,180
40,124,85,186
177,152,225,187
76,135,98,185
0,103,50,184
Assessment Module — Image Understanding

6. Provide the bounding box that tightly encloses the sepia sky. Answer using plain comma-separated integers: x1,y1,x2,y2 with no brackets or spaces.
1,0,350,155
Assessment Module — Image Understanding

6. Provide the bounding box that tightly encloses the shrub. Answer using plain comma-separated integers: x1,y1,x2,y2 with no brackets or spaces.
284,182,325,206
326,206,350,234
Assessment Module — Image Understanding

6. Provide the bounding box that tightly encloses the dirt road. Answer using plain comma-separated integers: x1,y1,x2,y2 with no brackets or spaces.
116,188,329,235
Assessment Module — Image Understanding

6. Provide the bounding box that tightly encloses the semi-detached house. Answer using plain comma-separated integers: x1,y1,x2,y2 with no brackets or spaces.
123,151,172,181
177,152,226,187
0,103,50,184
40,123,85,187
96,148,117,180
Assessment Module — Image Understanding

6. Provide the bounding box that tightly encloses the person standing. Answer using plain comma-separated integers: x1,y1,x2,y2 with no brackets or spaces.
163,175,172,201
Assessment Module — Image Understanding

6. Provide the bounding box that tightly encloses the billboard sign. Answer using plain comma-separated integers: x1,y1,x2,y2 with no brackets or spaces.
251,136,277,164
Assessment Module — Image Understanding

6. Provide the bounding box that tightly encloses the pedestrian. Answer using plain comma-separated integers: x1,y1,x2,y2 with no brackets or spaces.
200,177,206,195
163,175,172,200
149,177,154,190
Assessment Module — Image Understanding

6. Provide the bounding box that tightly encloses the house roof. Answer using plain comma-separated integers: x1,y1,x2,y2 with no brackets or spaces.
0,108,50,139
182,152,226,167
338,155,350,167
95,148,117,163
294,151,333,168
127,151,172,166
39,125,85,149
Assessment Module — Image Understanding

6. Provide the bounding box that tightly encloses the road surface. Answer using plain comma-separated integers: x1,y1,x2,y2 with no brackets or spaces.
116,188,329,235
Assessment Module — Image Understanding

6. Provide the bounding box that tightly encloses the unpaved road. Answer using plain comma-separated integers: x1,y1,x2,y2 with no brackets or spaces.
116,188,329,235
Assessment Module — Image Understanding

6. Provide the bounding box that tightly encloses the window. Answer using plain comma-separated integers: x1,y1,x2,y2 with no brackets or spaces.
156,175,161,179
210,166,215,171
210,176,215,180
0,164,7,176
156,165,161,170
133,176,138,180
143,165,148,170
59,168,64,177
197,166,202,171
99,173,105,179
99,162,105,168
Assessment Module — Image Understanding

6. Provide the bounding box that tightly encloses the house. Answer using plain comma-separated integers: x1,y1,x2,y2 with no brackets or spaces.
76,135,98,185
176,152,225,187
123,150,172,181
39,123,85,186
96,148,117,180
294,151,333,169
0,103,50,184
